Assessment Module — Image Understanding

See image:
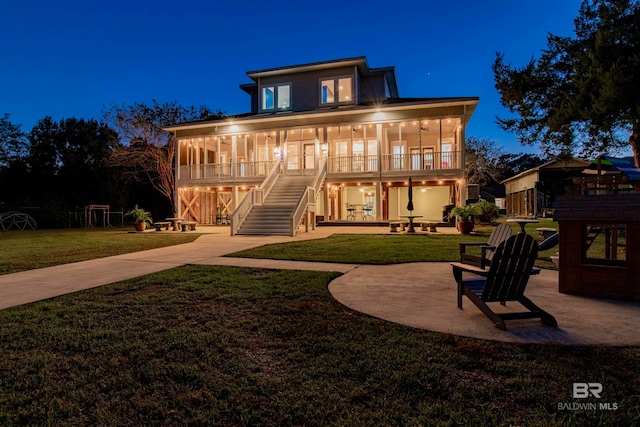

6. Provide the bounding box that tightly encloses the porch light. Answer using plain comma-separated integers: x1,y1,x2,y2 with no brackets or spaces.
230,125,239,132
438,180,443,184
359,188,364,192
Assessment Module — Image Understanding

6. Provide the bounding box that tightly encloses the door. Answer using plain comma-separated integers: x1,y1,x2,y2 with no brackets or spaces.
286,140,316,175
286,143,300,173
303,143,315,174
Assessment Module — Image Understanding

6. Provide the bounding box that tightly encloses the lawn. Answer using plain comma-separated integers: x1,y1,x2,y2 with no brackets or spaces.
230,220,560,270
0,265,637,426
0,228,201,275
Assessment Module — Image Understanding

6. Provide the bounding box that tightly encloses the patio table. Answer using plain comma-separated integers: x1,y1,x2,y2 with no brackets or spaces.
507,218,539,234
165,217,182,231
400,215,423,233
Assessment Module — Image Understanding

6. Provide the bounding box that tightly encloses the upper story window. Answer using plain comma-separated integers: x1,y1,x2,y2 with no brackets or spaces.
261,84,291,111
320,76,353,105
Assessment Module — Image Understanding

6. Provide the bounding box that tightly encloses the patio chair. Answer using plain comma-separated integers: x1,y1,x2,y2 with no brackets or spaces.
451,233,558,330
538,232,559,251
346,203,356,221
362,202,374,221
458,223,512,268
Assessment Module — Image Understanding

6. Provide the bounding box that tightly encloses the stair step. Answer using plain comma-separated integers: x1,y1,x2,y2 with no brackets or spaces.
235,173,321,236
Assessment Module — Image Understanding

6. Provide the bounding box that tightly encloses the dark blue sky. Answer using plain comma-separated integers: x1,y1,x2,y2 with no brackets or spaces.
1,0,584,154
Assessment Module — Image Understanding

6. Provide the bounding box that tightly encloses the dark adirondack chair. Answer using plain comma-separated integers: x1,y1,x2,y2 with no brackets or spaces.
451,233,558,330
458,223,512,268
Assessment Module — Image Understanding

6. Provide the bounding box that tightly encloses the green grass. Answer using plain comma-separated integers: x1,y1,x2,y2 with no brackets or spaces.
230,231,490,264
0,265,637,426
0,228,201,275
231,221,560,269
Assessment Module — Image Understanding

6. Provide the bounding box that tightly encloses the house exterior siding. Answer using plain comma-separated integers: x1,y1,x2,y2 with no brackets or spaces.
166,57,478,226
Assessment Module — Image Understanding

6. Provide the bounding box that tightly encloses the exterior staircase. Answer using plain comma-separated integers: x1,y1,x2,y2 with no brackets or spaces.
234,175,316,236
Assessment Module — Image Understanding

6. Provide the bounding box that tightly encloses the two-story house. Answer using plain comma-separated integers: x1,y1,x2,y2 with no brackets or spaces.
164,57,478,235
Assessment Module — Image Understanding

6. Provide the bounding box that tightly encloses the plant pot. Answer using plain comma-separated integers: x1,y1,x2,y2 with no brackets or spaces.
134,221,146,232
457,220,474,234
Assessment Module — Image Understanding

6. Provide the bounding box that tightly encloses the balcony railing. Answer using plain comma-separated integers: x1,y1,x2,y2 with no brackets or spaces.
180,152,460,180
178,161,274,180
327,151,461,174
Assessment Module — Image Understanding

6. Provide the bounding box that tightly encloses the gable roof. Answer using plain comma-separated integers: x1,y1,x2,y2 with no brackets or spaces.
501,158,590,184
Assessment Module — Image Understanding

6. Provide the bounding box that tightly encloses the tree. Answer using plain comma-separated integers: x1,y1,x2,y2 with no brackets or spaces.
0,114,28,168
0,114,29,208
27,116,62,194
464,136,504,187
23,117,124,226
497,152,547,180
104,100,224,209
493,0,640,166
56,118,120,207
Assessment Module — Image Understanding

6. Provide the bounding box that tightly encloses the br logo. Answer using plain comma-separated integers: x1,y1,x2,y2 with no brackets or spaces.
573,383,603,398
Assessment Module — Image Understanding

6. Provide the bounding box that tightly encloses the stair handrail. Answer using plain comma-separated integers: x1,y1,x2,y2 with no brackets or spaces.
289,158,327,236
230,187,255,236
255,160,281,206
310,157,327,197
230,160,280,235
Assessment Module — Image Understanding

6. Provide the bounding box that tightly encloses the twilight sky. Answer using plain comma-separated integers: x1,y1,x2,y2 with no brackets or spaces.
1,0,585,154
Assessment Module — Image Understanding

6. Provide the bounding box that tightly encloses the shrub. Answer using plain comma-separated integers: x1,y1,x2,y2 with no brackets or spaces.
472,199,499,224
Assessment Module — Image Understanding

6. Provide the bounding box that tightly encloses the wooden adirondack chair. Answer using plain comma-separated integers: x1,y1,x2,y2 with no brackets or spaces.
458,223,512,268
451,233,558,331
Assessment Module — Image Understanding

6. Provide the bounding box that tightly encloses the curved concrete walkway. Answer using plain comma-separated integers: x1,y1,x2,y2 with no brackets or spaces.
328,263,640,346
2,225,639,345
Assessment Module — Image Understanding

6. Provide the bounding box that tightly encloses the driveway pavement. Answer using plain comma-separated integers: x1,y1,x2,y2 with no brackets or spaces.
2,225,639,345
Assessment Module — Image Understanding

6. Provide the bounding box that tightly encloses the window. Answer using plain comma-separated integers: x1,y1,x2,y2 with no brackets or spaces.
321,80,335,104
583,224,626,266
261,83,291,111
320,76,353,105
278,85,290,109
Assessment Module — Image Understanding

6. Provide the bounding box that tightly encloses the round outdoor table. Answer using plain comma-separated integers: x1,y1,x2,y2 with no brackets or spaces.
400,215,423,233
165,217,182,231
506,218,539,234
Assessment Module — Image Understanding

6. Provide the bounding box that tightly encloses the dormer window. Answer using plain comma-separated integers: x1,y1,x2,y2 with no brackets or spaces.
320,76,353,105
261,83,291,112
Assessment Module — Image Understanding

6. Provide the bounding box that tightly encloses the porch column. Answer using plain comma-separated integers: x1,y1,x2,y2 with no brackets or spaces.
231,185,238,212
324,183,331,221
376,123,383,221
231,135,237,179
376,181,383,221
173,132,180,217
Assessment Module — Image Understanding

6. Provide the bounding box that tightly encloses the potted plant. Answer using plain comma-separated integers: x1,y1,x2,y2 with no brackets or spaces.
126,204,152,232
449,205,479,234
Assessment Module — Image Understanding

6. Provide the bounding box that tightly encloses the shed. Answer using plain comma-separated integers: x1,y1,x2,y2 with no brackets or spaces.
555,194,640,302
502,158,590,217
